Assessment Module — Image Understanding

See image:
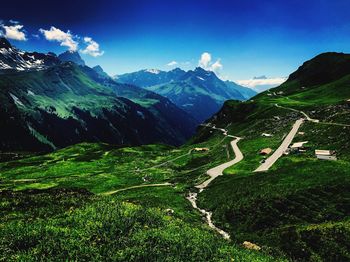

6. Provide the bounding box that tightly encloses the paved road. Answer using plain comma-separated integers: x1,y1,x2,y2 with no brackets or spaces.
101,183,172,195
187,125,244,239
254,118,304,172
196,137,243,189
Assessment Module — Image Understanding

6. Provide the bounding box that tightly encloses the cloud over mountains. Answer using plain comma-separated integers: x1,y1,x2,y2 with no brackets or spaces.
0,20,103,57
1,24,27,41
198,52,223,74
39,26,78,51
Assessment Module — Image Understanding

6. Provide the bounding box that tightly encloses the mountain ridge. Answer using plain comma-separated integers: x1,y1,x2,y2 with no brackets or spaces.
0,40,198,151
117,66,256,122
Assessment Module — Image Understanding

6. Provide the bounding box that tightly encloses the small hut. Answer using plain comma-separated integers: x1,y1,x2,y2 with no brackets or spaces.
315,150,337,161
290,141,308,152
193,147,209,152
260,148,272,155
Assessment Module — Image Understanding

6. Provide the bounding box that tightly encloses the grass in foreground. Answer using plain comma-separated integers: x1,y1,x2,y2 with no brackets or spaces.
0,189,277,262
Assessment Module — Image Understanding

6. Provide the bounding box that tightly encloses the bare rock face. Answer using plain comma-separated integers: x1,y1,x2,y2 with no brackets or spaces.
242,241,261,251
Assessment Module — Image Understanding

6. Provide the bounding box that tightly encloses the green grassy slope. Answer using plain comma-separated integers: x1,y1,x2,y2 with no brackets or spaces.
1,52,350,261
0,63,197,151
0,134,280,261
0,189,275,261
196,53,350,261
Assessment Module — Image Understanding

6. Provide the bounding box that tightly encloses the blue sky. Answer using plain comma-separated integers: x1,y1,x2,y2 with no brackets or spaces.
1,0,350,86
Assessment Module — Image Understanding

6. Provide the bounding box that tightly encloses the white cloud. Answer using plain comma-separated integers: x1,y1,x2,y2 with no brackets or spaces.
198,52,211,69
211,59,223,72
81,37,104,57
39,26,78,51
1,24,27,41
237,77,287,89
167,60,178,66
198,52,223,74
9,19,20,24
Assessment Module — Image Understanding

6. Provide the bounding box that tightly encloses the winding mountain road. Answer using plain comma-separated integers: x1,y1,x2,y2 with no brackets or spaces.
196,137,243,189
187,125,244,240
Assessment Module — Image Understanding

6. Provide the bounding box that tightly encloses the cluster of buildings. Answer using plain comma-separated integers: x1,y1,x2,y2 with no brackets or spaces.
260,132,338,161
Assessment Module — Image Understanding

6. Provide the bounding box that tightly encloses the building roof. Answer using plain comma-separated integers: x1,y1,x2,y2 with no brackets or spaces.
260,148,272,154
261,133,273,137
315,149,335,156
291,141,308,148
194,147,209,151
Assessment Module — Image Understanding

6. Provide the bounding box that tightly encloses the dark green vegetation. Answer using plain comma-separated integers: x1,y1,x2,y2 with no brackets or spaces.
1,51,350,261
117,67,256,122
0,38,197,151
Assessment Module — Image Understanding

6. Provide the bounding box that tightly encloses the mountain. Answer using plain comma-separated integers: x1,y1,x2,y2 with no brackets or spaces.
82,65,197,143
58,51,86,66
224,80,257,100
0,37,60,73
285,52,350,88
191,52,350,261
253,75,267,79
92,65,110,79
2,52,349,262
117,67,256,122
0,41,197,151
115,68,186,87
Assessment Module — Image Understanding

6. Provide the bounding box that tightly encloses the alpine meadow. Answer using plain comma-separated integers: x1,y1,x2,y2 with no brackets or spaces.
1,1,350,261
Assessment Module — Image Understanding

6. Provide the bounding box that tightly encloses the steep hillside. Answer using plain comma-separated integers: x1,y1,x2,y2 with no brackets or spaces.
0,40,198,151
82,66,198,142
0,62,197,151
194,52,350,261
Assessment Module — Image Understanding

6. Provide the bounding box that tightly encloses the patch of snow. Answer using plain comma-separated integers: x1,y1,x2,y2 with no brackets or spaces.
34,59,43,65
137,110,145,119
197,76,205,81
145,69,160,74
9,93,24,107
27,90,35,96
0,61,11,69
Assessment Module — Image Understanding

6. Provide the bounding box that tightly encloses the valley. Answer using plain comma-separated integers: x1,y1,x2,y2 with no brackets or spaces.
1,38,350,261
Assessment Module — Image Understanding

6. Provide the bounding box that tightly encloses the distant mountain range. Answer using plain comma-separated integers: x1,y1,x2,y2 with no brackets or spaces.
0,38,197,151
116,67,256,122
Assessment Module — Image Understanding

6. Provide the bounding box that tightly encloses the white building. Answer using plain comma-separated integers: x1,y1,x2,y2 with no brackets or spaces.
315,150,337,161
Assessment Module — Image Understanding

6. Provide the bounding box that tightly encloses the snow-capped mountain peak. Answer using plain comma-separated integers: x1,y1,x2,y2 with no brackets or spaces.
0,37,61,72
